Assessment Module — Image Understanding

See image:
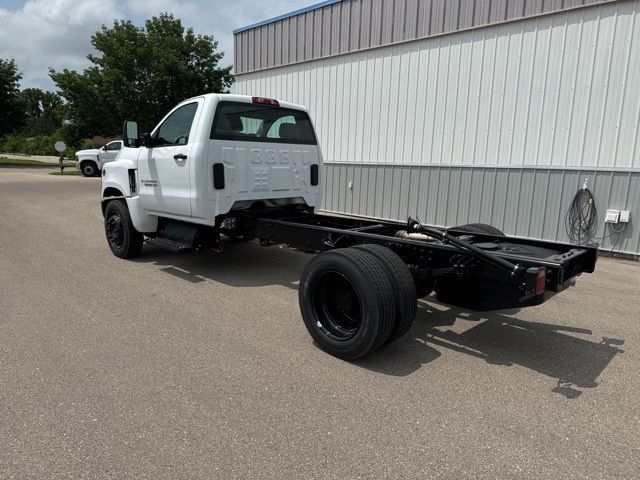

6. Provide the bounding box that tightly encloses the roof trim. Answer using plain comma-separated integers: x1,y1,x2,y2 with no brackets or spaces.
233,0,342,34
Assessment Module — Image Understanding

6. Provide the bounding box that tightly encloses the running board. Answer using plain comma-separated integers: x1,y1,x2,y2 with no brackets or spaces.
145,237,192,253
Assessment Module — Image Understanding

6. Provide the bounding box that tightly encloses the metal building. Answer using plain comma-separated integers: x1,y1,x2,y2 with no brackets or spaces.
234,0,640,255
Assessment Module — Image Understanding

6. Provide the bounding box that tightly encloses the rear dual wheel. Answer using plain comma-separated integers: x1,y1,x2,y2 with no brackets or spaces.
298,245,417,360
352,244,417,342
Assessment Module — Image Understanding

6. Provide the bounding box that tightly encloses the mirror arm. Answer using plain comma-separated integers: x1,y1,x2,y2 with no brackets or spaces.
142,133,153,148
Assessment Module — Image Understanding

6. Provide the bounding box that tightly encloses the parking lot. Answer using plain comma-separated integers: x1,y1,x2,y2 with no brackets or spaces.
1,168,639,479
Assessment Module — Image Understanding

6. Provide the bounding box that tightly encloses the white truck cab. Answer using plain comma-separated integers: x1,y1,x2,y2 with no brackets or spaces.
101,94,323,257
76,140,123,177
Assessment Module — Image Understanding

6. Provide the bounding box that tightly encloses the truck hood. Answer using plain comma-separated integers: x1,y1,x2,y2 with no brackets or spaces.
76,148,100,156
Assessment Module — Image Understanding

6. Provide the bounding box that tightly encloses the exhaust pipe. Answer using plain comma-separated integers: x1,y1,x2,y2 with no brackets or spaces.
395,230,435,242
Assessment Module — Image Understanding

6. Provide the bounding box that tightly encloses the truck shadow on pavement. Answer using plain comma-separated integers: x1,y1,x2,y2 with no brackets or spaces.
136,241,624,399
360,299,624,399
135,239,309,289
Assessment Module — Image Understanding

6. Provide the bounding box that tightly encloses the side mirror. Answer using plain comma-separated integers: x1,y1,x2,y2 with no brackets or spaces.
123,120,139,147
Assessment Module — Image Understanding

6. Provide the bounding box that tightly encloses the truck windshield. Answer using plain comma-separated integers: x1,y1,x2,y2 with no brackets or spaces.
210,101,317,145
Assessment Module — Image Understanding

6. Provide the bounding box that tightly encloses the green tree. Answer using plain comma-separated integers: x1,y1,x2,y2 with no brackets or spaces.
0,58,24,137
19,88,64,136
50,13,234,140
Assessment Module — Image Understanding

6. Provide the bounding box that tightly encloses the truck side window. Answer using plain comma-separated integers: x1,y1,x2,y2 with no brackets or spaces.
105,142,121,151
211,102,317,145
155,102,198,146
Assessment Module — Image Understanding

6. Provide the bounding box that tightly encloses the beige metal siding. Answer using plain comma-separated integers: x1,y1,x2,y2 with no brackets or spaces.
234,0,618,74
236,1,640,254
322,164,640,255
237,1,640,170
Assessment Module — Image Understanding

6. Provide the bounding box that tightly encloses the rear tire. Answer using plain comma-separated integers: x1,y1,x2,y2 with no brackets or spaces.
451,223,505,236
104,200,143,259
353,244,417,343
298,247,396,360
80,161,98,177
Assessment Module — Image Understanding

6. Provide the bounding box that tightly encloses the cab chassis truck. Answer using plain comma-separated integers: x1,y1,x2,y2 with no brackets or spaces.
101,94,598,360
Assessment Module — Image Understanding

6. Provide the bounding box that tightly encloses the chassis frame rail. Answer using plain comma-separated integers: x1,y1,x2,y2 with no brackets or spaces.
247,212,597,308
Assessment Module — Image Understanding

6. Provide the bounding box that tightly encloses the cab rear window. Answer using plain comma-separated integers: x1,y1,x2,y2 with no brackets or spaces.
211,101,317,145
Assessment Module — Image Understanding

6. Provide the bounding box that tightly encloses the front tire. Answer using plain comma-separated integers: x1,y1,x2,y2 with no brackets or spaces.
104,200,143,258
80,161,99,177
298,248,396,360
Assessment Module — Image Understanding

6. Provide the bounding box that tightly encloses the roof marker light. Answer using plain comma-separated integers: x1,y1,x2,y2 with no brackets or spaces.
252,96,280,106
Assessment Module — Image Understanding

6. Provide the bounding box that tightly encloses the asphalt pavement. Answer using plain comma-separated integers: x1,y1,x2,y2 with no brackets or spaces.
1,168,639,479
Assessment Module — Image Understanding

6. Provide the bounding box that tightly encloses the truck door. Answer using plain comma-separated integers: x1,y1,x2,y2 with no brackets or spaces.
137,100,201,218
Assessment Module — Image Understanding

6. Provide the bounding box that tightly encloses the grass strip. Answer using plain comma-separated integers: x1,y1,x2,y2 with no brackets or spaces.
49,170,83,176
0,157,74,168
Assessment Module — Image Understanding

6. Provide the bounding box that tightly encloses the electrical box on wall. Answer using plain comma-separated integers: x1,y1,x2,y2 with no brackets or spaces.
605,210,620,223
619,210,631,223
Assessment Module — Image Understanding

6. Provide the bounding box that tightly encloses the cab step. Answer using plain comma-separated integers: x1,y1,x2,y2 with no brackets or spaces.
145,237,192,253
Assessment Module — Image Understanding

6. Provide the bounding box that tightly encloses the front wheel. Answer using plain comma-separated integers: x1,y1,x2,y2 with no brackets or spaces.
80,161,99,177
104,200,143,258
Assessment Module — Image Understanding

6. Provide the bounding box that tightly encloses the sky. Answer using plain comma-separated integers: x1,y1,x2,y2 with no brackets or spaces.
0,0,315,91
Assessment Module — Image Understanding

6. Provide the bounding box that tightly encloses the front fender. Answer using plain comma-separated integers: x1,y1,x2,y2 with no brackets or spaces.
101,195,158,234
101,158,137,197
126,196,157,233
101,157,158,233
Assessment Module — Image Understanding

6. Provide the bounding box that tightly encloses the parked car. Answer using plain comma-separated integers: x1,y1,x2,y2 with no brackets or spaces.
75,140,123,177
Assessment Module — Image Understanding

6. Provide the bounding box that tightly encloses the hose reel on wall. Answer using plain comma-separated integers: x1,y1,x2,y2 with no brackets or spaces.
565,180,627,253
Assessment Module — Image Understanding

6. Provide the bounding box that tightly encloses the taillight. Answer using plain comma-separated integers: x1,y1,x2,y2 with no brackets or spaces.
535,267,547,295
252,96,279,106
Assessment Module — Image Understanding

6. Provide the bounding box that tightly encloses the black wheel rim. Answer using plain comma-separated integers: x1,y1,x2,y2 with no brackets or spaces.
83,165,94,175
106,213,124,248
313,271,362,341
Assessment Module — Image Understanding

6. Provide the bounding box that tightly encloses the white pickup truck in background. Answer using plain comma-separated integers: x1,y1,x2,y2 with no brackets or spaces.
75,140,123,177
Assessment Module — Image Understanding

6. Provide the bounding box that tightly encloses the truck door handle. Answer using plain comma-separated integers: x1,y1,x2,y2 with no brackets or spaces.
174,153,187,160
